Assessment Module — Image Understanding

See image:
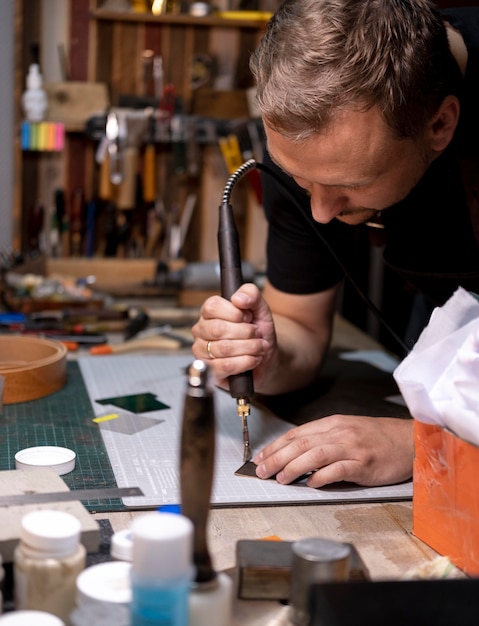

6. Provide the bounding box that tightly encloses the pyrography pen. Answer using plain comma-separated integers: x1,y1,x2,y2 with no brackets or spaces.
218,158,257,463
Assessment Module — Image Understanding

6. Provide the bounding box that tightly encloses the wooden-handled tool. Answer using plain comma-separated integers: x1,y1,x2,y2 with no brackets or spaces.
143,112,156,204
180,359,216,584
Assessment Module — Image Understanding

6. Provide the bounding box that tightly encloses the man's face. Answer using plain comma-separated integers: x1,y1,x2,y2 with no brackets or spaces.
265,107,435,226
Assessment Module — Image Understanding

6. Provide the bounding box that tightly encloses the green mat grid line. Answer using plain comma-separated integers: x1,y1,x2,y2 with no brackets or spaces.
0,361,125,512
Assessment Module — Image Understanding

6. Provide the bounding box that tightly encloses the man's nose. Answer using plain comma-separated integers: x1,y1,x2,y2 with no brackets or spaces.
309,185,347,224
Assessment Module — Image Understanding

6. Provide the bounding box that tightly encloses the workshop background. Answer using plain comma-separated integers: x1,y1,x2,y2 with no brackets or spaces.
0,0,476,353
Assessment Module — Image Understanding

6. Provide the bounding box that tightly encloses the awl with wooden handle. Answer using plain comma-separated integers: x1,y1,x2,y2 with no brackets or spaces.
180,360,233,622
180,359,216,584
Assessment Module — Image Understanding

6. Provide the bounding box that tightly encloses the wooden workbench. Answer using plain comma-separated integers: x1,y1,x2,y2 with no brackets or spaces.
93,501,439,625
90,314,441,625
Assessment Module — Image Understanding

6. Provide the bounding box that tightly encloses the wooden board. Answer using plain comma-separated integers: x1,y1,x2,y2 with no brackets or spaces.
0,468,99,562
44,81,109,130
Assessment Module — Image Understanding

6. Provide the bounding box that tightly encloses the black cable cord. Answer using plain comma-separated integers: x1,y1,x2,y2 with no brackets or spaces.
223,158,410,355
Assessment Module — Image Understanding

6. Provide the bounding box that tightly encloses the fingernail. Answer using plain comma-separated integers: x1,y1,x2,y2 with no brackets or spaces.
256,463,267,478
235,292,250,304
276,471,286,484
253,451,263,464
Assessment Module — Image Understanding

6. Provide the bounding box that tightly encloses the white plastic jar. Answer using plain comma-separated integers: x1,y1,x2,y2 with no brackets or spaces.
70,561,131,626
14,510,86,623
0,610,65,625
110,529,133,562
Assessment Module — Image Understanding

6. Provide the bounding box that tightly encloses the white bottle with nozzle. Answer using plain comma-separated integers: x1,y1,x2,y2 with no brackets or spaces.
22,63,48,122
130,512,194,626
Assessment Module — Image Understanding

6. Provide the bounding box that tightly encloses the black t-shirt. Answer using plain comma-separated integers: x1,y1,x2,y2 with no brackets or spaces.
261,7,479,309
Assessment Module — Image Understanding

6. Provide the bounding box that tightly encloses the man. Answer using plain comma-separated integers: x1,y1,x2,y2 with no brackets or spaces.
191,0,479,488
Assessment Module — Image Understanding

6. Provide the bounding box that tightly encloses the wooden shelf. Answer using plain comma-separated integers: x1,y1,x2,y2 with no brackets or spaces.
14,1,268,267
91,9,272,29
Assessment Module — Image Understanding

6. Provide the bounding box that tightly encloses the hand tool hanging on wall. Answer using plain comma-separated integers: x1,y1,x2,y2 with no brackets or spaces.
143,111,157,205
153,55,164,104
70,188,85,257
105,110,124,186
98,151,114,202
114,109,136,212
54,188,70,257
26,202,44,254
141,49,155,98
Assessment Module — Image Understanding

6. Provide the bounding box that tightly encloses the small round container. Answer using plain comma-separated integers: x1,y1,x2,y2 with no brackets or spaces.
110,529,133,562
0,336,67,404
76,561,132,605
289,537,351,626
189,2,211,16
70,562,131,625
0,611,65,625
14,510,86,622
15,446,76,475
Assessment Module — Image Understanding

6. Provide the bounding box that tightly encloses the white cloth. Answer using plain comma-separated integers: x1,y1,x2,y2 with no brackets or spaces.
393,287,479,446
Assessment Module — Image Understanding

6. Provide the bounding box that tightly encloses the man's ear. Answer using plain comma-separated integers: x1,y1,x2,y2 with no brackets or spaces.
429,95,460,153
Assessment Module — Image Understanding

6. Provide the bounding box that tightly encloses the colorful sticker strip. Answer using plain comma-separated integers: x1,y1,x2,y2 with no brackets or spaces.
21,121,65,151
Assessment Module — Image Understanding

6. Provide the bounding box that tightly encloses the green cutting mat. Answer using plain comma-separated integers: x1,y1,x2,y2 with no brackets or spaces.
0,361,125,512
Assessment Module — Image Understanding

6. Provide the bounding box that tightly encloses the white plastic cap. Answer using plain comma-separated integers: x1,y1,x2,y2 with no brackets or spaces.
76,561,132,605
111,528,133,562
26,64,43,90
20,509,81,558
15,445,76,475
0,611,65,625
131,512,193,579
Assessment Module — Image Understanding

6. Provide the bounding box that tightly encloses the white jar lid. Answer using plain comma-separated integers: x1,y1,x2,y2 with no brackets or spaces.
20,509,81,557
15,445,76,475
131,512,193,579
0,611,65,625
111,528,133,562
76,561,132,605
189,2,211,16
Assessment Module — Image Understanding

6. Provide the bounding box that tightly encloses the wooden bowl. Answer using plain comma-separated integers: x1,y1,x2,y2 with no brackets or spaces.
0,336,67,404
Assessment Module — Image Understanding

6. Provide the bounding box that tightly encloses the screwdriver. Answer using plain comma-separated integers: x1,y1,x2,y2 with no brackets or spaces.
218,160,257,462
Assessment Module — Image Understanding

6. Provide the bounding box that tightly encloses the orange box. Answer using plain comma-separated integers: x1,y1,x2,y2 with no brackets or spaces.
413,420,479,575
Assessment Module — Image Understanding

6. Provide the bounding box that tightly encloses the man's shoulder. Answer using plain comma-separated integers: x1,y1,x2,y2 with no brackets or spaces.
441,7,479,49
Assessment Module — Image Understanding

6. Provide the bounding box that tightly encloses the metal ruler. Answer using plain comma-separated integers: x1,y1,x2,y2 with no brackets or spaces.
0,486,144,507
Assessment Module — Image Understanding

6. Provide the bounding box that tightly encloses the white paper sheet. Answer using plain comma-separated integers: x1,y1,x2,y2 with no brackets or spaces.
394,288,479,446
79,355,412,508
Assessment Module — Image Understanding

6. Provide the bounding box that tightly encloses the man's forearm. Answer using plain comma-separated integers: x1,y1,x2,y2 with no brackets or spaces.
257,313,331,395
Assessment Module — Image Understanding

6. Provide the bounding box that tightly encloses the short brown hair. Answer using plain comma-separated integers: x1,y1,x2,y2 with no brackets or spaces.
250,0,462,141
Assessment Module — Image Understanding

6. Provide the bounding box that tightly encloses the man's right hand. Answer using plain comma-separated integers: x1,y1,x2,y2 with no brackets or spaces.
191,283,277,392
